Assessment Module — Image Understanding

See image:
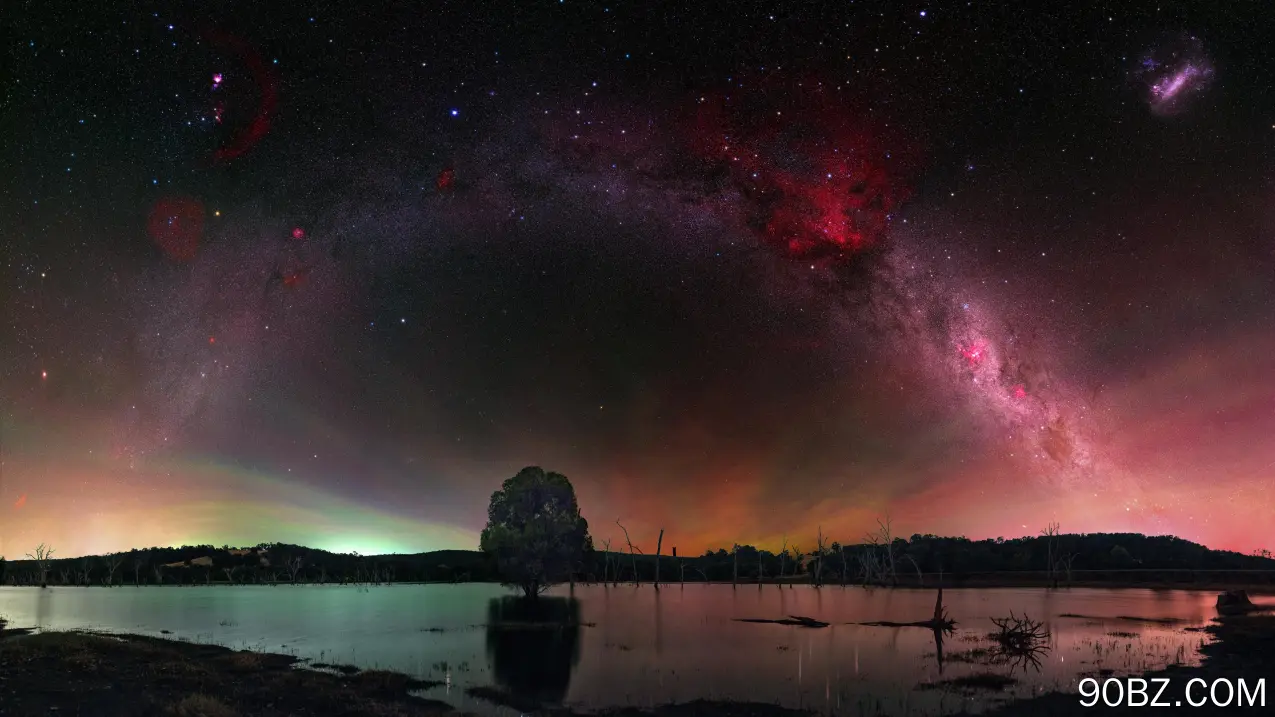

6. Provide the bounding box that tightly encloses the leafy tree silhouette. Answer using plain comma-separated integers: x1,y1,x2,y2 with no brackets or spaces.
480,466,593,598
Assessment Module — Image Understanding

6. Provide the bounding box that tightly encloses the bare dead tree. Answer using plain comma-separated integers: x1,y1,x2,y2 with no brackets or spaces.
653,529,664,589
57,567,71,585
861,516,897,586
318,565,328,584
152,564,165,585
133,552,149,586
788,544,799,588
286,556,305,583
1041,522,1061,588
876,516,897,585
732,544,739,587
599,538,613,584
856,546,877,585
1057,552,1076,586
222,566,240,584
615,520,642,585
812,527,827,587
25,544,55,588
103,553,124,587
78,558,93,586
778,535,788,580
757,549,765,589
902,554,924,586
839,544,849,587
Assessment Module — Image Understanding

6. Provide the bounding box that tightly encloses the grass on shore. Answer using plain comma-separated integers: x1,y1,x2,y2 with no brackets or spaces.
0,629,457,717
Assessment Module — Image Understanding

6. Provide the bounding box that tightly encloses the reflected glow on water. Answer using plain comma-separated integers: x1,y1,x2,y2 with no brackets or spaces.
0,584,1219,715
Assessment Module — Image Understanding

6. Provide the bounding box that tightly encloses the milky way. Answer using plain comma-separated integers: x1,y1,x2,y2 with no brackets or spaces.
106,71,1183,535
7,3,1275,557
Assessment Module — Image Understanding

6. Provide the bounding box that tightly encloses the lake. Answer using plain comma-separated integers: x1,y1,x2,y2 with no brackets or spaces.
0,583,1225,715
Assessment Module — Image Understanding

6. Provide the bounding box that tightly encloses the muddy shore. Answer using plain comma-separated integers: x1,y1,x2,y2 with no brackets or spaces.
0,616,814,717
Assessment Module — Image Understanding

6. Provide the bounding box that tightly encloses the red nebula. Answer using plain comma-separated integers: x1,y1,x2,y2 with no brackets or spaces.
291,226,306,240
209,336,217,345
13,493,27,509
146,196,206,262
282,269,308,288
436,166,455,192
959,341,987,366
1012,384,1027,399
203,28,277,163
688,74,914,263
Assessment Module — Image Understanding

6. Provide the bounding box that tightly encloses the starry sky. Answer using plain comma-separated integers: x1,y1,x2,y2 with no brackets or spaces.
4,1,1274,559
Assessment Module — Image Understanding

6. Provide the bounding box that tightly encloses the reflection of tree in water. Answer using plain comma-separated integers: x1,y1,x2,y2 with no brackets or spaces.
987,613,1051,672
485,596,582,705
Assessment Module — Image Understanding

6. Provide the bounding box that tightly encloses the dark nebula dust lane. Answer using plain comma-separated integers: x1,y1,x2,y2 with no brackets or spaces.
3,1,1275,557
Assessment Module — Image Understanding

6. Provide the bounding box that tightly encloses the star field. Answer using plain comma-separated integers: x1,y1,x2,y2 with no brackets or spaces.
3,0,1274,558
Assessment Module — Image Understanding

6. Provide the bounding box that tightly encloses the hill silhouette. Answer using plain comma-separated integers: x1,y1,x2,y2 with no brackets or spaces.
1,533,1272,587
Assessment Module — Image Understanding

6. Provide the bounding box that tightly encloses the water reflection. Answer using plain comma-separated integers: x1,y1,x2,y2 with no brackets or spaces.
484,595,582,705
931,625,947,675
34,588,52,628
654,588,664,656
0,585,1218,717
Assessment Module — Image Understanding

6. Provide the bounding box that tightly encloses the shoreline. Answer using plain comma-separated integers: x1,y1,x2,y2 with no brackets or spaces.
1,611,1271,716
4,579,1273,594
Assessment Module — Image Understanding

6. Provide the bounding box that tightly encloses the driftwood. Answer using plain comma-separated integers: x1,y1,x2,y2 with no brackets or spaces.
857,588,956,631
734,615,830,628
1058,613,1186,625
988,612,1051,672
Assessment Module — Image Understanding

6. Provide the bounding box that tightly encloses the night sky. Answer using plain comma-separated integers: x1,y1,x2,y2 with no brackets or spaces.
4,1,1274,559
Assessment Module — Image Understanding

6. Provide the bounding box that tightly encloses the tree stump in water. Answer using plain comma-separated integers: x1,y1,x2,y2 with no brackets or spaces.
1216,590,1258,615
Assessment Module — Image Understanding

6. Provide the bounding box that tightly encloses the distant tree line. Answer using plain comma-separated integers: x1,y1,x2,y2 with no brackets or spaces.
4,531,1270,589
0,544,501,587
579,532,1275,587
5,464,1273,593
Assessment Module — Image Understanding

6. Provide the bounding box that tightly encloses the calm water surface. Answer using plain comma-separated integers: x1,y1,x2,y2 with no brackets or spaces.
0,583,1226,715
